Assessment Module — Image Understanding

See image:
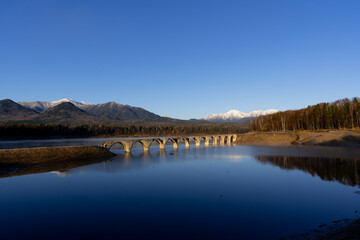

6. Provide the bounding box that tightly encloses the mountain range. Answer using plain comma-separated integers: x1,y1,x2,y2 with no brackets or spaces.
0,98,278,125
17,98,163,122
0,98,177,125
203,109,279,123
18,98,90,112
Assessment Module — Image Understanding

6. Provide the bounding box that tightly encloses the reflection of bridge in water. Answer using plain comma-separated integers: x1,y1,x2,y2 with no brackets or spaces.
100,134,237,153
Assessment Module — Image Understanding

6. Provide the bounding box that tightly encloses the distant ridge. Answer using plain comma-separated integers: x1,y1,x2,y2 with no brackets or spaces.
81,102,161,121
18,98,91,112
18,98,163,122
0,98,189,124
203,109,279,123
34,102,104,124
2,98,278,125
0,99,38,121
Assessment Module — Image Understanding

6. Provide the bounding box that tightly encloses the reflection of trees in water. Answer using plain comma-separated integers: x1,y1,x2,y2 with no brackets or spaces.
255,156,360,186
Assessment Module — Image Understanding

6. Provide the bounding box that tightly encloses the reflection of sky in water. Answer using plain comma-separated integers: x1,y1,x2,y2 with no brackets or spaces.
1,145,360,240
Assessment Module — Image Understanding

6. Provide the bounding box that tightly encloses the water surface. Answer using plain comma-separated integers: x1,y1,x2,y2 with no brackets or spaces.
1,145,360,239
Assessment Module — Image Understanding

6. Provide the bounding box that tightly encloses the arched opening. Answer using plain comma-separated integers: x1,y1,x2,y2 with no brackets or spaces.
189,137,199,147
176,138,188,149
149,140,160,152
109,142,126,154
200,137,207,146
210,136,217,146
218,136,225,145
165,138,177,150
131,141,144,154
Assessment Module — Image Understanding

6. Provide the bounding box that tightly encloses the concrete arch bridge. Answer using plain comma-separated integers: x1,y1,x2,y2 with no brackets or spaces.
100,134,237,153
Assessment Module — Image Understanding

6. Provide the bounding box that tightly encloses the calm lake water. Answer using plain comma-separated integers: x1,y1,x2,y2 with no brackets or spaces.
1,143,360,240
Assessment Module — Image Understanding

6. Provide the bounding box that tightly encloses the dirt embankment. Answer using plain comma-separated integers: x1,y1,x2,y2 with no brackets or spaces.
0,146,115,166
235,130,360,147
314,218,360,240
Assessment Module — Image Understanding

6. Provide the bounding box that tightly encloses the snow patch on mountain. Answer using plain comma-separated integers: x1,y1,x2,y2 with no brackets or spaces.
51,98,90,107
18,98,91,112
204,109,279,122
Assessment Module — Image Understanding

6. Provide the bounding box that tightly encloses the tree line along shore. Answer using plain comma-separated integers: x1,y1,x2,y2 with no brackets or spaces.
251,97,360,131
0,123,248,140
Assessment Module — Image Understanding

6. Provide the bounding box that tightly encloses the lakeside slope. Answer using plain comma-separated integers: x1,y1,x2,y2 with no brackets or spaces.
235,130,360,147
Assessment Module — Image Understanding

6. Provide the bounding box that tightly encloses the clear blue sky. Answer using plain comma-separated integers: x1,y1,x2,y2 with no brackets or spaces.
1,0,359,119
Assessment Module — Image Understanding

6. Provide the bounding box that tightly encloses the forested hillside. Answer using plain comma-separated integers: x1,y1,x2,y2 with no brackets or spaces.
251,98,360,131
0,123,248,140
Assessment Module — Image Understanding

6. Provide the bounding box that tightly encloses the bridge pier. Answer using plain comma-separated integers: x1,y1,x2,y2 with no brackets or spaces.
139,139,153,151
162,138,178,150
204,136,210,147
176,138,190,148
212,137,218,146
172,140,178,150
194,137,201,147
219,136,225,145
157,139,166,150
184,138,190,148
124,141,134,152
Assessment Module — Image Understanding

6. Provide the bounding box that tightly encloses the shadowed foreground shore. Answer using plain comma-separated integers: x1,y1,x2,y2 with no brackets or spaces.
0,146,115,178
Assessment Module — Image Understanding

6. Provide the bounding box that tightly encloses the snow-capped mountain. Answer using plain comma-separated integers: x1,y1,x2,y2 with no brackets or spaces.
203,109,279,123
16,98,164,122
18,98,91,112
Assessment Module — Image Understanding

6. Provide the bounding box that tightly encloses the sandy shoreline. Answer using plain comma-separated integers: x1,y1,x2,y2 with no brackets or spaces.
235,130,360,147
0,146,115,166
0,146,116,178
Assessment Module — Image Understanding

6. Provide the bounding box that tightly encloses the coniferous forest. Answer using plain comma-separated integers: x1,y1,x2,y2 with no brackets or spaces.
0,123,248,140
251,97,360,131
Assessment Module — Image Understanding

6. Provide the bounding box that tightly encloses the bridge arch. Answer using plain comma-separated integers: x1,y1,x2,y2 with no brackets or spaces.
164,138,178,149
175,137,190,148
201,136,209,146
189,137,201,147
132,140,148,152
218,136,225,144
225,135,232,144
106,141,131,153
210,136,218,145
